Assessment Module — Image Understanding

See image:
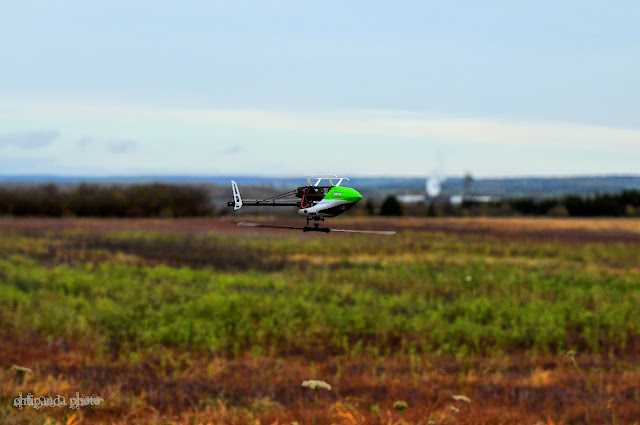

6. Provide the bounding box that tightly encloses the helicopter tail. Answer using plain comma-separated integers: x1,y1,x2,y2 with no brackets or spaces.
231,180,243,210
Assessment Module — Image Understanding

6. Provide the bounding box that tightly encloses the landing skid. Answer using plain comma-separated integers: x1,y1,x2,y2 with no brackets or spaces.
302,226,330,233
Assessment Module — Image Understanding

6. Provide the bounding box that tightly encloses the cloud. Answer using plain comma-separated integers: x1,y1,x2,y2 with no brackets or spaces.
107,139,138,153
77,137,138,153
221,145,243,155
173,109,640,155
76,137,92,149
6,100,640,155
0,129,60,149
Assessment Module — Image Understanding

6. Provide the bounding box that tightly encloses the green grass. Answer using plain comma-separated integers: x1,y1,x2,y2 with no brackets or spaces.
1,229,639,357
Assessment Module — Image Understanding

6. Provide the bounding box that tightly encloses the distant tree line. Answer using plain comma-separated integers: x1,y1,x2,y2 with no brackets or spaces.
2,185,639,218
508,190,640,217
0,184,213,217
368,190,640,217
379,196,404,216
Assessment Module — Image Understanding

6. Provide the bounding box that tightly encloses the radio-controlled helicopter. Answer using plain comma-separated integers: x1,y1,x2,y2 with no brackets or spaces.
227,175,395,235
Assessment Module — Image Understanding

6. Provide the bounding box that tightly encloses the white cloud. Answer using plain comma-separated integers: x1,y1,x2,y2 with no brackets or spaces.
76,137,92,148
3,99,640,155
220,145,243,155
107,139,138,153
0,129,60,149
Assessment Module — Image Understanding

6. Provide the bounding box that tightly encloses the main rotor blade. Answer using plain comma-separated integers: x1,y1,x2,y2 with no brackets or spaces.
330,228,396,235
238,222,396,235
238,222,305,230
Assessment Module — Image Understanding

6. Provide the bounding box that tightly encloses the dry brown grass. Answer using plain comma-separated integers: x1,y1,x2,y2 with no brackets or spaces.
2,216,640,241
2,329,640,425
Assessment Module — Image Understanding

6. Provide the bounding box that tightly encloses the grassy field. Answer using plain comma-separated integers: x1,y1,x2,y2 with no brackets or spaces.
1,217,639,424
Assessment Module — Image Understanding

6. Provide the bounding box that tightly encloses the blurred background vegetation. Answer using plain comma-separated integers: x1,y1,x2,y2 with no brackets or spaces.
1,182,639,218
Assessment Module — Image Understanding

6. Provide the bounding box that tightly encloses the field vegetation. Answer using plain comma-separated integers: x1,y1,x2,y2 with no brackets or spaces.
1,217,639,424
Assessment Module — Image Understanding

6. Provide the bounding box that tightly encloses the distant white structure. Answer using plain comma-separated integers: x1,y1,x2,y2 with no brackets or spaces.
397,194,427,204
449,195,464,206
397,153,446,204
427,151,445,198
450,194,500,206
426,170,443,197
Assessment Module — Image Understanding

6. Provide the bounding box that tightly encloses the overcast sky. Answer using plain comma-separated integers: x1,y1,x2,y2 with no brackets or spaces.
1,1,639,177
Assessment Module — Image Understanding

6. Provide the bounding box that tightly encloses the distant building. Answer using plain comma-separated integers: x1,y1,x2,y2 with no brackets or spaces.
450,195,500,206
449,195,464,206
397,194,427,204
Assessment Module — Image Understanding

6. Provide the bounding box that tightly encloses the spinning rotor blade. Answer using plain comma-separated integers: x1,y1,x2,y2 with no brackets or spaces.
238,222,305,230
329,228,396,235
238,222,395,235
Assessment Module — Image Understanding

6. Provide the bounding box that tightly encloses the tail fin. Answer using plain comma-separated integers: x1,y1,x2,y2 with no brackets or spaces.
231,180,243,210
